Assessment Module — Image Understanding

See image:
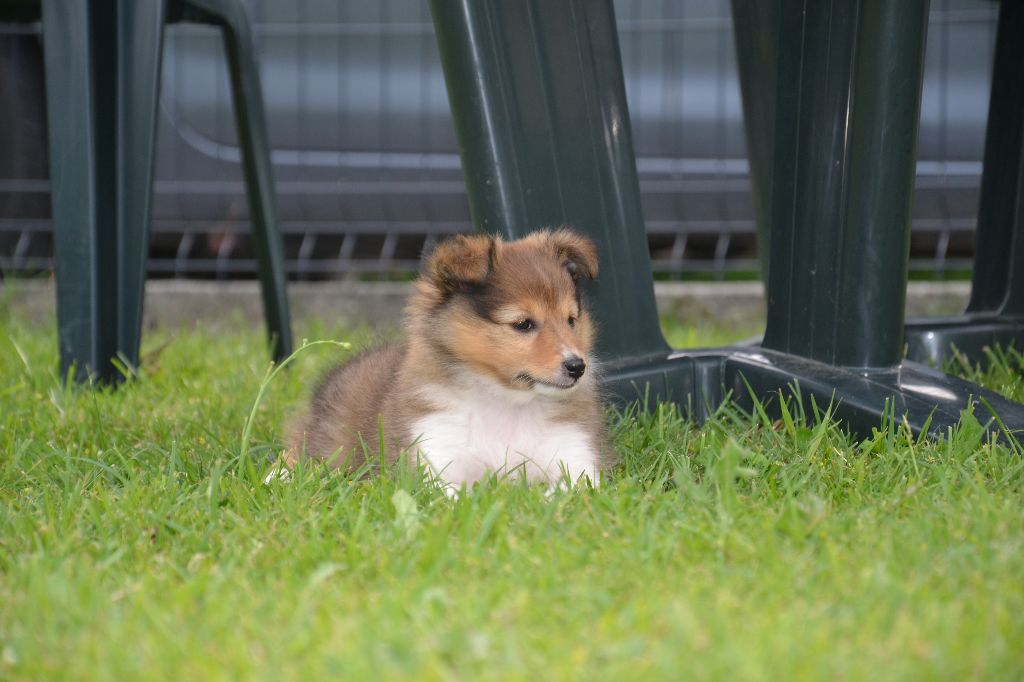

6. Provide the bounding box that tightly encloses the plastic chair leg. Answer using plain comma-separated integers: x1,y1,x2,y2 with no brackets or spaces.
41,0,166,383
967,0,1024,317
763,0,929,369
903,1,1024,365
730,0,778,283
428,0,668,363
178,0,293,362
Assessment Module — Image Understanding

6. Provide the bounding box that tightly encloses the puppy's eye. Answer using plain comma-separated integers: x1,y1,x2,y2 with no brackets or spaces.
568,316,577,328
511,319,535,332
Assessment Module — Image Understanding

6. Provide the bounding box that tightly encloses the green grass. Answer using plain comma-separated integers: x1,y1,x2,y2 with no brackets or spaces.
661,316,763,348
947,345,1024,404
1,314,1023,681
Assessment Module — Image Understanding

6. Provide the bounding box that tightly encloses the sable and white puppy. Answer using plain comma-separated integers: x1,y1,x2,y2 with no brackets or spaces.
284,229,612,489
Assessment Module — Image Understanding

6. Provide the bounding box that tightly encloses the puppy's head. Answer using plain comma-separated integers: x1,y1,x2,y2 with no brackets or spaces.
414,229,599,395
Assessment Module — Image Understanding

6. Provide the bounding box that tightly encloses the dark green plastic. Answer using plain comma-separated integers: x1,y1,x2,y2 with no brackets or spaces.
966,0,1024,317
430,0,1024,438
37,0,167,383
2,0,40,22
729,0,777,280
24,0,291,383
172,0,292,365
764,0,928,369
430,0,668,365
904,0,1024,365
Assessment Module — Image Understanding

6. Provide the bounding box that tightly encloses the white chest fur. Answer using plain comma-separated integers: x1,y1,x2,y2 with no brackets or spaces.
409,381,599,489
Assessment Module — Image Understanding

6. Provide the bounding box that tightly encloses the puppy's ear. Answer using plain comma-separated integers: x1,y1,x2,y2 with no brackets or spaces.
549,229,599,280
425,233,496,292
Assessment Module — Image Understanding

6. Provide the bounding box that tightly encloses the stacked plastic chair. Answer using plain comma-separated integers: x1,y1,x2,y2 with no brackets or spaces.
4,0,292,383
428,0,1024,437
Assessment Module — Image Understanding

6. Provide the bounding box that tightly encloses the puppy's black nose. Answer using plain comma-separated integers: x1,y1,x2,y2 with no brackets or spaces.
563,356,586,380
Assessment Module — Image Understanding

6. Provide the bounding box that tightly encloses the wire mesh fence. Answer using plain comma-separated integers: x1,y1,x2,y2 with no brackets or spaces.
0,0,997,281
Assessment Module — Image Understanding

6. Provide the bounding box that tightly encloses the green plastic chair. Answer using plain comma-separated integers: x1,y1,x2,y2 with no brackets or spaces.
4,0,292,383
428,0,1024,438
903,0,1024,364
729,0,1024,367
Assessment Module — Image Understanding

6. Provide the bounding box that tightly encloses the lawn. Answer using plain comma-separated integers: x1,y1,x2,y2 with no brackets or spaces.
1,311,1022,681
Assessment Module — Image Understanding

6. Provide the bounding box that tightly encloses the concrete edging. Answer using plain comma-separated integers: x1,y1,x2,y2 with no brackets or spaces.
1,279,972,330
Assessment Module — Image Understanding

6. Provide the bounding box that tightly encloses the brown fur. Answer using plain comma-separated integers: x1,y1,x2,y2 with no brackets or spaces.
286,228,613,473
